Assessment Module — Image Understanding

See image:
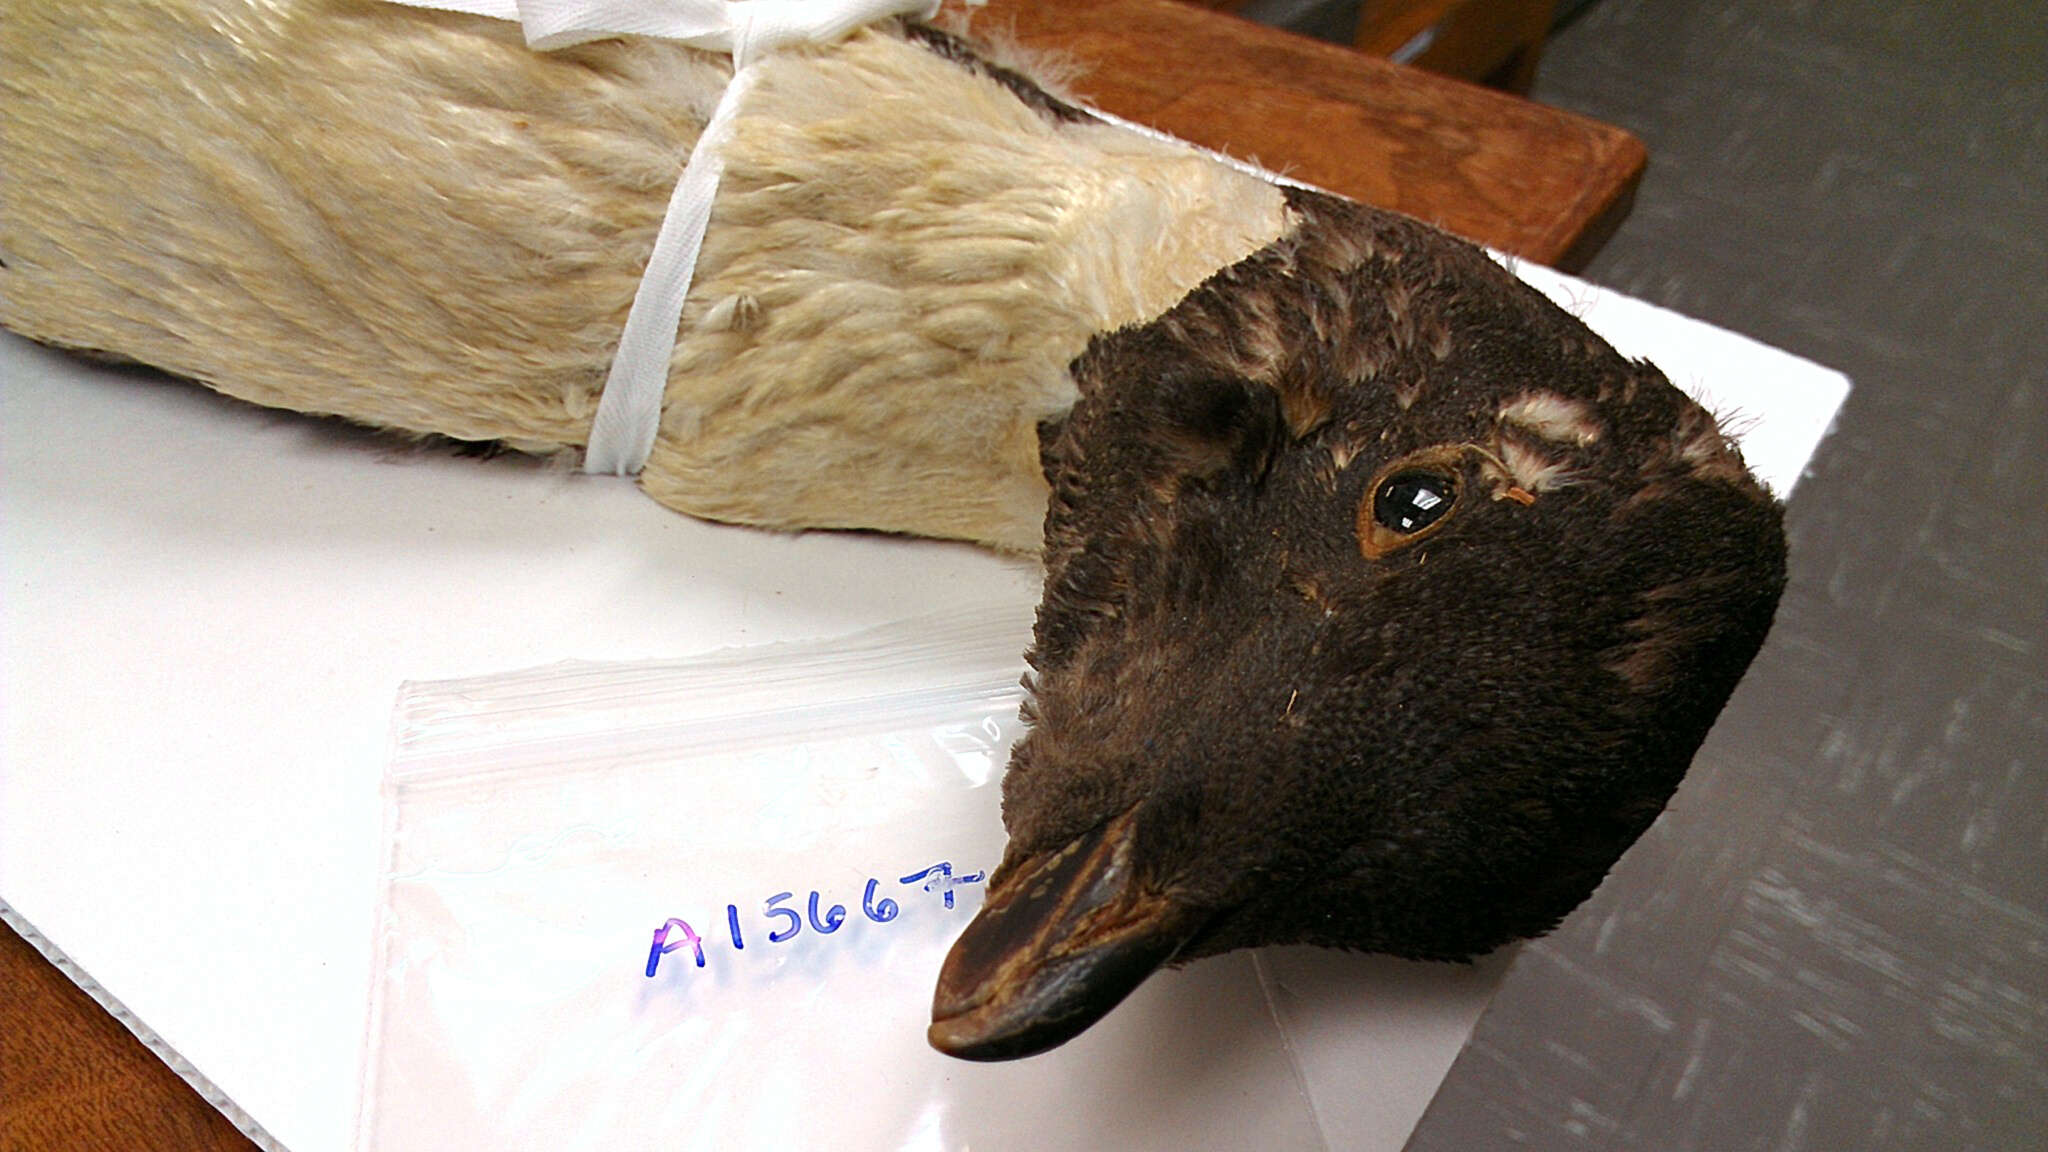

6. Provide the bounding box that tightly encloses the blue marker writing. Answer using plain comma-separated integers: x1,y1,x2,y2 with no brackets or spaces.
764,892,802,943
646,861,986,979
646,918,705,977
900,862,987,909
808,890,847,934
863,877,899,923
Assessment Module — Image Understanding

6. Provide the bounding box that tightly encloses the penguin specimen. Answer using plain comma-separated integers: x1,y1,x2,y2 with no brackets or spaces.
0,0,1786,1060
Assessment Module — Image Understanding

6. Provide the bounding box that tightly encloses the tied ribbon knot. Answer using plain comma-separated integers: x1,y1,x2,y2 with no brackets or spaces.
384,0,950,474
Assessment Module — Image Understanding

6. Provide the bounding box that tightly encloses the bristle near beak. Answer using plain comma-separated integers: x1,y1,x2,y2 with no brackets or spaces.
929,809,1204,1061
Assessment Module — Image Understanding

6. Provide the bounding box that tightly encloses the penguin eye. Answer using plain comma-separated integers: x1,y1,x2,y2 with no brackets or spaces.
1358,456,1465,560
1373,471,1456,534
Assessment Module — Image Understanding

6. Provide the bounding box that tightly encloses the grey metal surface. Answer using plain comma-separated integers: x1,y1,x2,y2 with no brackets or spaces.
1408,1,2048,1148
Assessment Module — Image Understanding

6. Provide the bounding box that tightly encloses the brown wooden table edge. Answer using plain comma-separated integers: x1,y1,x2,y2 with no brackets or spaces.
946,0,1648,270
2,912,267,1152
1546,125,1648,273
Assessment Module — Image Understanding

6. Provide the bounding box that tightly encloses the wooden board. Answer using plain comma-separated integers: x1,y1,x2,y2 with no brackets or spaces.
1189,0,1562,92
947,0,1642,269
1353,0,1562,92
1,921,259,1152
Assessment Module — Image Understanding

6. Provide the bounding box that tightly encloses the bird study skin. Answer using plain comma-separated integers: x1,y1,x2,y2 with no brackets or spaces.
0,0,1787,1060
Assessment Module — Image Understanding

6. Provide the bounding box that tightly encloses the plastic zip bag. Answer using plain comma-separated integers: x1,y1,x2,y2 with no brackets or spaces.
355,608,1323,1151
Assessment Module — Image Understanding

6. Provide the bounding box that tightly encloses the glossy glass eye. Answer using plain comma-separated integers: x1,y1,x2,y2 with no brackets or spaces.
1373,471,1456,534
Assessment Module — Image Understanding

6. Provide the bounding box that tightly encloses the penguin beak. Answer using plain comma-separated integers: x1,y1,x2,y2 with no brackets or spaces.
928,809,1204,1061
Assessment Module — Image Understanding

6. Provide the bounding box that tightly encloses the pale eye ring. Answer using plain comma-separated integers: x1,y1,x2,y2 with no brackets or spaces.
1373,471,1456,534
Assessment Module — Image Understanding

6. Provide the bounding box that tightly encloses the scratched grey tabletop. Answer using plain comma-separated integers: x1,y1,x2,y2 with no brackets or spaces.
1403,1,2047,1148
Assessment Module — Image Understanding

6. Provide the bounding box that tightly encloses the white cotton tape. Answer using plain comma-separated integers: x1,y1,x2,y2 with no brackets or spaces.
382,0,946,475
581,62,753,474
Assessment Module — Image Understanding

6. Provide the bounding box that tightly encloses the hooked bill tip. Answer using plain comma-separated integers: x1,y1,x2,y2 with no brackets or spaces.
927,811,1202,1061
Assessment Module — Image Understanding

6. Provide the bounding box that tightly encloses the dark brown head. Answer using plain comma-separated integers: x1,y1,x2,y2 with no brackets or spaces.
929,191,1787,1060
